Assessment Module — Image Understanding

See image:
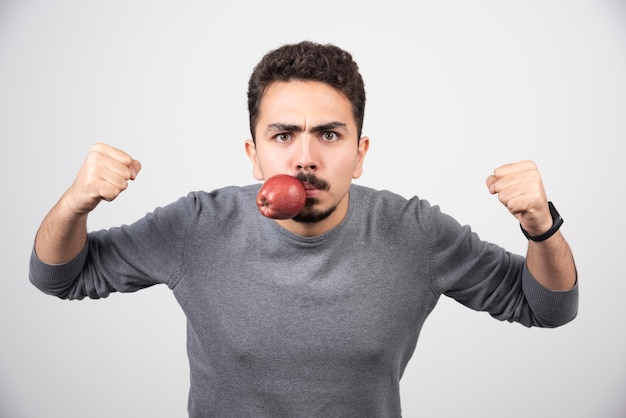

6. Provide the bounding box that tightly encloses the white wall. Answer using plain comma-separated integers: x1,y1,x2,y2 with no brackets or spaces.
1,1,624,417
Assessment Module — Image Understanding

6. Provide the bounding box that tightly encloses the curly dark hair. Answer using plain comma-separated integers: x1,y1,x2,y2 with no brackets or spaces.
247,41,366,141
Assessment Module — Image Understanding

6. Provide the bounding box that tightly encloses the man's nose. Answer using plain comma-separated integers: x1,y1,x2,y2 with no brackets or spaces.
295,137,318,171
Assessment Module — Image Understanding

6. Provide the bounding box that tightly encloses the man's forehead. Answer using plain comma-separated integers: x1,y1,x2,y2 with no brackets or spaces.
259,82,352,115
261,80,348,101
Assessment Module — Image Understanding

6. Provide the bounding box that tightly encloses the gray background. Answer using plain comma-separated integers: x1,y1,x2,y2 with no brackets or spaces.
1,1,625,417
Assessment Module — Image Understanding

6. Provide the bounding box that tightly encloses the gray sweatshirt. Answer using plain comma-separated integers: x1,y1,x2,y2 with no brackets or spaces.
29,184,578,417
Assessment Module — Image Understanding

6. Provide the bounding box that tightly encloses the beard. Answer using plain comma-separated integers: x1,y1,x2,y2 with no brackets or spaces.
292,172,334,224
292,198,337,224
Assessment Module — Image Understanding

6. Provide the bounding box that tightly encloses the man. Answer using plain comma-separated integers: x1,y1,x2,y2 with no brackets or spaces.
30,41,578,417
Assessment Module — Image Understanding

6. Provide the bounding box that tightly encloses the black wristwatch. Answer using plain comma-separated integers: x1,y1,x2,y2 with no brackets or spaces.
520,201,564,242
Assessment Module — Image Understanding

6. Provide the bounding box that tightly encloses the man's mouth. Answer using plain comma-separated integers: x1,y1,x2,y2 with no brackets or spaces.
303,185,321,199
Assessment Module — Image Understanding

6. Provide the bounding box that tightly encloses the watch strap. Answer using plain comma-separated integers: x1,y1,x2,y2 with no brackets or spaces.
520,201,564,242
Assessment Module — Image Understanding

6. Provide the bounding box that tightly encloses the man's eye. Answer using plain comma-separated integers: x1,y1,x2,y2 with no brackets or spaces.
275,133,291,142
322,132,338,141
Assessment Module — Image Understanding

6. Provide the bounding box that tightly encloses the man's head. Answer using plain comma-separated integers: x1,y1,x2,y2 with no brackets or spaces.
245,42,370,237
247,41,366,141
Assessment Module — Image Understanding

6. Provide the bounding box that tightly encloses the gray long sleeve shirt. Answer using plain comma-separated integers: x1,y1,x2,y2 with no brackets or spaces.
29,184,578,417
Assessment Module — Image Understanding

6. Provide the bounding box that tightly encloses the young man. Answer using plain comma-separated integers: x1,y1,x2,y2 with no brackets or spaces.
30,41,578,417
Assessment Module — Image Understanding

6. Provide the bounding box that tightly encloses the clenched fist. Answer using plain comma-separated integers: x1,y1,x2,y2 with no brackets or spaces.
66,142,142,215
486,160,553,237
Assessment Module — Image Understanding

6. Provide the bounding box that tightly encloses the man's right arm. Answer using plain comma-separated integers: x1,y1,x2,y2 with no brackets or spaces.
35,143,142,264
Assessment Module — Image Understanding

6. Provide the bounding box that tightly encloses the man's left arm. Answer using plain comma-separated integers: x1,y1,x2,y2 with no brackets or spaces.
486,161,577,291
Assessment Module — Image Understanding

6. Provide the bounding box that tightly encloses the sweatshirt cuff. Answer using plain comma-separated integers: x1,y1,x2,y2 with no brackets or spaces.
29,244,89,294
522,265,579,327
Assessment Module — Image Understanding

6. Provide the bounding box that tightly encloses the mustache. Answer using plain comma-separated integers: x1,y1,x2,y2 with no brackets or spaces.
295,172,330,191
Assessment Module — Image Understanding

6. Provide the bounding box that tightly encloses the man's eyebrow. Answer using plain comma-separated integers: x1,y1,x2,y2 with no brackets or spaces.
265,123,303,134
310,122,348,133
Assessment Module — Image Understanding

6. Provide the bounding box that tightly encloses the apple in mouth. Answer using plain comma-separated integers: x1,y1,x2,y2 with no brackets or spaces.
256,174,306,219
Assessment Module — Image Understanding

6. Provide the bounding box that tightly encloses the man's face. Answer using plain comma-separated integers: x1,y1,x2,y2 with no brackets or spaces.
245,80,369,236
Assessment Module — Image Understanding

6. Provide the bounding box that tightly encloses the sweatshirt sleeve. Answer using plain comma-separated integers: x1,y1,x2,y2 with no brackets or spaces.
421,201,578,328
29,193,199,300
29,243,91,299
519,264,578,327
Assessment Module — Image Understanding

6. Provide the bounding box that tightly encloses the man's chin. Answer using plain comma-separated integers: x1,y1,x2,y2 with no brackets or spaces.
292,200,336,224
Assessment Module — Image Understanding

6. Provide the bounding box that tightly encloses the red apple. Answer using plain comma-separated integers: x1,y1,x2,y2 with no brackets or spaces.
256,174,306,219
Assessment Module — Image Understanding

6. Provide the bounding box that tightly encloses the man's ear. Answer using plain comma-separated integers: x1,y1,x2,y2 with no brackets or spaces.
352,136,370,179
244,139,264,181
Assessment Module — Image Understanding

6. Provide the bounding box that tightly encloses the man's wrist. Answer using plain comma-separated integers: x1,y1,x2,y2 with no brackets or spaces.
520,202,564,242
